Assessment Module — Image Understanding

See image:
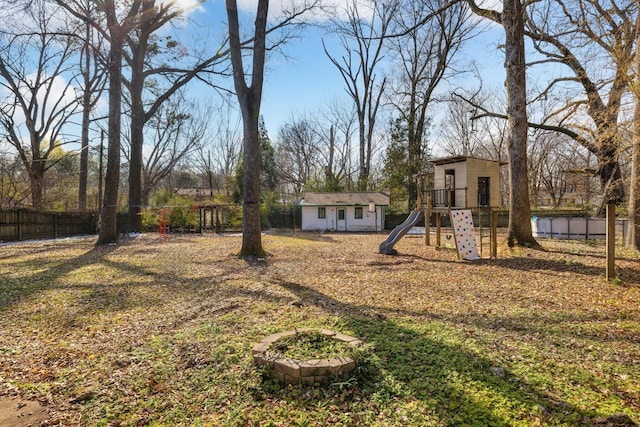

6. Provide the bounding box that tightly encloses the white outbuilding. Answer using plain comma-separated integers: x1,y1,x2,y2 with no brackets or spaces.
297,192,390,232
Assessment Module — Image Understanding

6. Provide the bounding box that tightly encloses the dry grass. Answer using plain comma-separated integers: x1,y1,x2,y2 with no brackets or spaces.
0,231,638,426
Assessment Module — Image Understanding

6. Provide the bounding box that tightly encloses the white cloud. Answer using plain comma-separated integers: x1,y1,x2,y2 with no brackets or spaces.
161,0,206,14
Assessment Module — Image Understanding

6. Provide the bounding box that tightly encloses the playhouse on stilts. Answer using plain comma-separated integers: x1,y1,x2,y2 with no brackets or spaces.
380,156,505,260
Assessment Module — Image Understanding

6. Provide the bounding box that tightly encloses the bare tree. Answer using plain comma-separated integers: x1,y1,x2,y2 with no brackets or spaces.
275,116,320,198
55,0,144,243
525,0,638,210
387,0,477,207
226,0,319,257
75,0,107,212
626,12,640,249
193,100,241,199
439,93,485,157
324,0,398,191
133,97,205,205
0,0,82,210
124,0,230,233
95,2,132,243
466,0,537,247
226,0,269,256
125,0,178,232
317,100,358,191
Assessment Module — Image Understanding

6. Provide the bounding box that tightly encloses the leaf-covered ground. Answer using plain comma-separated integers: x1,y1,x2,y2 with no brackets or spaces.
0,232,638,426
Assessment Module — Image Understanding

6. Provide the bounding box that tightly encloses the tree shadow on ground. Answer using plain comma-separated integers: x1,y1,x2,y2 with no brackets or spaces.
272,280,599,426
0,242,117,313
265,230,337,243
485,256,640,286
0,239,251,323
2,237,637,425
393,243,628,281
481,256,605,277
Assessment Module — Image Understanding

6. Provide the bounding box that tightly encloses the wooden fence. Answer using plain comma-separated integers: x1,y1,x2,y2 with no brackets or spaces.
0,210,99,243
0,208,300,243
1,207,606,244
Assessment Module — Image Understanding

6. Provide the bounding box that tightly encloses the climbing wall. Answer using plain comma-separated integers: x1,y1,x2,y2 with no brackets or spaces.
450,209,480,261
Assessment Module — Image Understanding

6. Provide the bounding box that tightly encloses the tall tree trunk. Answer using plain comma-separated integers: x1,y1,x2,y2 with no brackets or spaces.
79,93,90,211
78,11,99,213
226,0,267,257
358,117,367,190
78,32,91,212
142,167,153,207
626,13,640,249
503,0,536,247
597,142,625,206
97,5,124,245
407,103,419,209
325,125,336,189
466,0,537,247
240,101,264,256
626,104,640,248
29,163,45,210
128,36,147,234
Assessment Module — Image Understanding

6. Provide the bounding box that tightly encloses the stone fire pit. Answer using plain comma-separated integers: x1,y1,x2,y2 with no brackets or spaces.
252,328,363,384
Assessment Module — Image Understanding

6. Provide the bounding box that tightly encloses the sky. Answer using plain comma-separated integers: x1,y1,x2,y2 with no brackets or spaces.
182,0,368,137
186,0,507,147
0,0,508,157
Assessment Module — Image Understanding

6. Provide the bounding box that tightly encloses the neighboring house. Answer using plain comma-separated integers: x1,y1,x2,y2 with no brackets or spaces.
297,192,390,232
534,169,599,208
174,188,215,202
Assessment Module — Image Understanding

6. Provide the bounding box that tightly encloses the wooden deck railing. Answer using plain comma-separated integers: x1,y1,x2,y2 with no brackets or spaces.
430,188,466,208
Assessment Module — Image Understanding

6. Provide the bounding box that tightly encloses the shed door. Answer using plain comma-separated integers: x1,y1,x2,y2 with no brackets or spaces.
336,208,346,231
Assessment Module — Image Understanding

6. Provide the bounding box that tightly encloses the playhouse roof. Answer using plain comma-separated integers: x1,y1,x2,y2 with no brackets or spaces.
431,155,507,166
298,192,390,207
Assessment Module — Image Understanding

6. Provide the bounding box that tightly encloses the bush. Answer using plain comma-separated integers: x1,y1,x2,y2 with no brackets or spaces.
167,205,199,231
141,194,199,232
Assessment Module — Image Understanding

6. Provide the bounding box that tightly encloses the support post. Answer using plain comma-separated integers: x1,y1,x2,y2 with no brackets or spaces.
436,212,441,247
425,194,431,246
606,203,616,281
491,209,498,259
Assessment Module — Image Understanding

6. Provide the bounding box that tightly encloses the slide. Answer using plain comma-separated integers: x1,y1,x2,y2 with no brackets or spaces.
379,209,424,255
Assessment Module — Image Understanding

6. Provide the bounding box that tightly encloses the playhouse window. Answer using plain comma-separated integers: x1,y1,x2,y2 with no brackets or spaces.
354,206,363,219
318,207,326,219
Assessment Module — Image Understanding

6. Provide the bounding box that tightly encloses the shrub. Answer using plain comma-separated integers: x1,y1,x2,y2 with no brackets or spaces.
141,194,199,232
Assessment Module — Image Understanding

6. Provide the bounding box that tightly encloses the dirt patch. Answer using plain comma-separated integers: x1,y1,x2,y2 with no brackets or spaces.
0,396,49,427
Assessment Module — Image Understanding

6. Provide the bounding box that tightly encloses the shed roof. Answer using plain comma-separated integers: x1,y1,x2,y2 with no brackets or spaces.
298,192,390,206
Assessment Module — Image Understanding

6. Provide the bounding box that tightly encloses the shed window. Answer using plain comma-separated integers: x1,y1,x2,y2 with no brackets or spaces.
318,207,326,219
354,206,363,219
